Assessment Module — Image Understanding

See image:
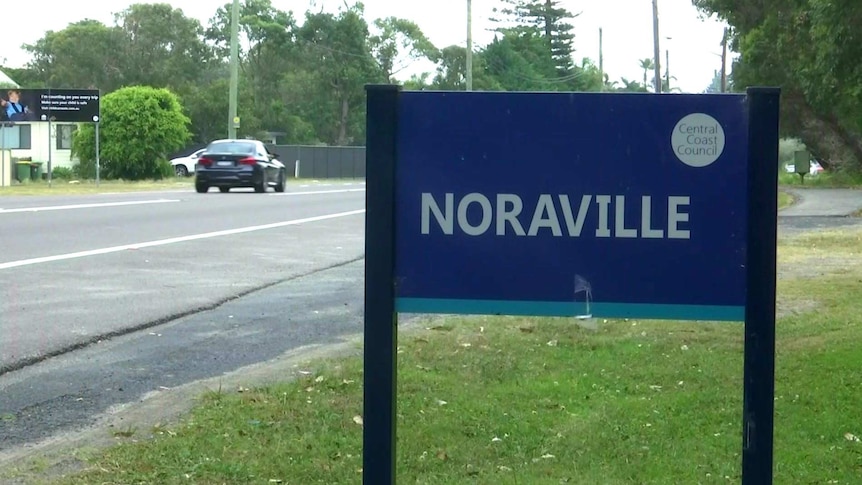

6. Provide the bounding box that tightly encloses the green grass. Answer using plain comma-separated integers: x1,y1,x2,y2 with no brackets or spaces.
38,230,862,484
778,190,794,210
0,177,363,196
0,178,192,196
779,169,862,187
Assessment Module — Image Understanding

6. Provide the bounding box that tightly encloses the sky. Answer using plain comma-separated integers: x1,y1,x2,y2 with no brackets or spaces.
0,0,736,93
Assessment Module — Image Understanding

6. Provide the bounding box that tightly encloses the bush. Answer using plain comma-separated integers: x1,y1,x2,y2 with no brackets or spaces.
72,159,96,180
72,86,191,181
155,159,175,180
51,166,74,180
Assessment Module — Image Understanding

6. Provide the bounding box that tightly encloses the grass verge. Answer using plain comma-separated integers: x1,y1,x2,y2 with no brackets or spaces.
779,170,862,188
0,178,191,196
778,190,794,210
0,177,365,196
34,230,862,484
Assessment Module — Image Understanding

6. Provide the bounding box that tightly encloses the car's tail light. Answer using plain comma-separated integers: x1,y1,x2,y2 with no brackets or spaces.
239,157,258,165
197,157,213,166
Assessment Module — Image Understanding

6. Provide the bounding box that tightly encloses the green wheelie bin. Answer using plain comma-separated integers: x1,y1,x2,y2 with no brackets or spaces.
15,160,30,182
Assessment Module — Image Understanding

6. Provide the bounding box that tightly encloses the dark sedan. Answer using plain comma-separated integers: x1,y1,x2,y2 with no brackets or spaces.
194,139,286,193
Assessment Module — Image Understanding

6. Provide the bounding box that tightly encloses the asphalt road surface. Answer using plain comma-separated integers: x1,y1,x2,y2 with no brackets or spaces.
0,183,366,374
1,184,861,458
779,187,862,234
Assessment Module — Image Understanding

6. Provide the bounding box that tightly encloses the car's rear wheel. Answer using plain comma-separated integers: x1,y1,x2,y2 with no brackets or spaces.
175,165,188,177
275,169,285,192
254,175,267,193
219,187,230,193
195,182,208,193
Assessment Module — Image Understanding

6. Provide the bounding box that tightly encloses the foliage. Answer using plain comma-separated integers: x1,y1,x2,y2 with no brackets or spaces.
50,166,74,180
692,0,862,171
12,0,862,173
14,0,629,148
72,86,191,180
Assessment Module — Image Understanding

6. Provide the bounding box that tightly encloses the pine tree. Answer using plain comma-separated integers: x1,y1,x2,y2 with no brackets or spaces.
492,0,577,75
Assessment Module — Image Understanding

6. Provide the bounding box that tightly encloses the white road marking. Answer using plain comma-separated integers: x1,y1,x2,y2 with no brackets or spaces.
270,188,365,196
0,199,180,214
0,209,365,270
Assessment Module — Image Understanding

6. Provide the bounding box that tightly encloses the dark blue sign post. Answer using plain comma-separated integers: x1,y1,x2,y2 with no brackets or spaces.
364,85,779,485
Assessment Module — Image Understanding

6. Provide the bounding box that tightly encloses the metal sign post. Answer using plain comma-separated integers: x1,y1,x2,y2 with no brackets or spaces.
1,121,5,186
47,116,53,187
94,115,101,186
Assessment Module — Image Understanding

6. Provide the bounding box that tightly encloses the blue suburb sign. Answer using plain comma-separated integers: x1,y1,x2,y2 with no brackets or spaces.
394,92,748,321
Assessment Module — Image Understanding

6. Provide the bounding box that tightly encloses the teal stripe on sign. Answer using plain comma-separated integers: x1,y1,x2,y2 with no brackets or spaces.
395,298,745,322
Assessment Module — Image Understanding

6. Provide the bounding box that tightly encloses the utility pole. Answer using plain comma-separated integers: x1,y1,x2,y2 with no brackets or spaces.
228,0,239,139
652,0,662,93
720,27,728,93
466,0,473,91
599,28,604,91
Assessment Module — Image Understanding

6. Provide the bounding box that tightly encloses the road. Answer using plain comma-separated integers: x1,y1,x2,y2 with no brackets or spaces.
1,184,862,467
0,182,368,451
0,183,366,374
779,187,862,234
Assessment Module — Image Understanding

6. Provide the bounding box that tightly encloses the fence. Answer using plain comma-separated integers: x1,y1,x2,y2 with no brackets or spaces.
268,144,365,179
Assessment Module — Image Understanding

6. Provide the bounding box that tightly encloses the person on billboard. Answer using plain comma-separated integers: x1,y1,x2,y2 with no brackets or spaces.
5,90,35,121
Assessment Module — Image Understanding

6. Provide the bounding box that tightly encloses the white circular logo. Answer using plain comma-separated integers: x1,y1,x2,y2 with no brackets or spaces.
671,113,726,168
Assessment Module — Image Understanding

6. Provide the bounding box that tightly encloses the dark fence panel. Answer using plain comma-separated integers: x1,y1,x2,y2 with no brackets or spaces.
268,144,366,179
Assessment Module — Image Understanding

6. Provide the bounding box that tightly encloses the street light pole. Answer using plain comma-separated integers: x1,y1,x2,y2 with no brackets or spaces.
599,28,604,91
652,0,662,93
721,28,729,93
228,0,239,139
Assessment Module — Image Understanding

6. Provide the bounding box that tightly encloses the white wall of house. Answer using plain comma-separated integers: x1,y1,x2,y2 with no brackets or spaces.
5,122,78,170
0,149,12,186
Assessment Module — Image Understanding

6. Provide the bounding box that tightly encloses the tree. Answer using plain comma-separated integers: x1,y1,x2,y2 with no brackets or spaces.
72,86,191,180
638,58,654,90
369,17,439,83
295,3,383,145
114,3,215,90
704,69,724,93
431,45,501,91
22,20,126,91
692,0,862,170
492,0,578,74
616,77,648,92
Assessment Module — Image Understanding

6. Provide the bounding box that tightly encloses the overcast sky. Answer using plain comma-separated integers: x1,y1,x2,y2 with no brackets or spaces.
0,0,734,93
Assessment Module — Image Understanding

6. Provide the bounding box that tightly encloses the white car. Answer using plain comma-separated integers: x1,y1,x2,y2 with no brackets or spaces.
170,148,205,177
784,159,824,176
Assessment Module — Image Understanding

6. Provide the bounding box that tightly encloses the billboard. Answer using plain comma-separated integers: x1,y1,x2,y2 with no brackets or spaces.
0,88,100,123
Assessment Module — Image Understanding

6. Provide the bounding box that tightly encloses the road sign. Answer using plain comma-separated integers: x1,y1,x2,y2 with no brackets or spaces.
363,86,780,485
232,116,241,128
395,92,748,321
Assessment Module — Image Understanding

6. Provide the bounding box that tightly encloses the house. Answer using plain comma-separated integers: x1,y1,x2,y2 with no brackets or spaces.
0,69,78,185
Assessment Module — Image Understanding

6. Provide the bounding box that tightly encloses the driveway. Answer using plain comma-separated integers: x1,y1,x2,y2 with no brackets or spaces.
779,187,862,235
780,187,862,217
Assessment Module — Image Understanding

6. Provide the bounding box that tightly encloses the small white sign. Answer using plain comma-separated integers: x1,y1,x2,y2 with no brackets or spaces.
671,113,726,168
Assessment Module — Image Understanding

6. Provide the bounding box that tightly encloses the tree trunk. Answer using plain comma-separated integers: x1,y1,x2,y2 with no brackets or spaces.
337,97,349,146
782,91,862,171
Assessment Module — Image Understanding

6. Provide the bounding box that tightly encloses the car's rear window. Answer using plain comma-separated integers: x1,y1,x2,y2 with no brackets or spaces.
206,141,256,154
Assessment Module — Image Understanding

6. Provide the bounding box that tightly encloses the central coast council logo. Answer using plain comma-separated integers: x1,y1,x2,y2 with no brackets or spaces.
671,113,726,168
